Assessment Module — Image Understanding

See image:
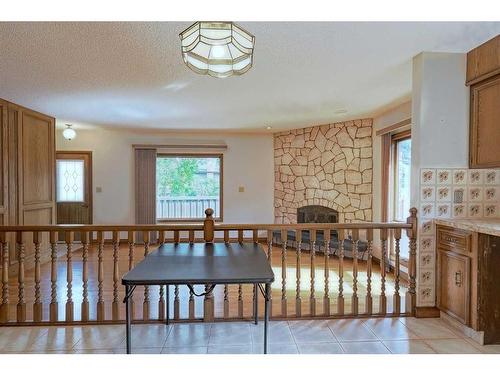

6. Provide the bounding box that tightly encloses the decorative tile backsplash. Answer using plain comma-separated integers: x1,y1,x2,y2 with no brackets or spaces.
417,168,500,307
419,168,499,220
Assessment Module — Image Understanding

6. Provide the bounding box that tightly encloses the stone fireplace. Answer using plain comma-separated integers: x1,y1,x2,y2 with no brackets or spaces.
274,119,373,224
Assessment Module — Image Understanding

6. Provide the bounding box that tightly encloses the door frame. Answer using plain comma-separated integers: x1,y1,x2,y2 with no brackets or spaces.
55,150,93,224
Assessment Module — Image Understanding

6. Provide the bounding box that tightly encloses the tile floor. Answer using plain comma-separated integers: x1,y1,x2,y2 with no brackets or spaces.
0,317,499,354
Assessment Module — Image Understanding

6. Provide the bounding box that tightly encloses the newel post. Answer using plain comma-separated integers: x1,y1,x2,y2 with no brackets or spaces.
203,208,215,322
203,208,215,243
406,207,418,316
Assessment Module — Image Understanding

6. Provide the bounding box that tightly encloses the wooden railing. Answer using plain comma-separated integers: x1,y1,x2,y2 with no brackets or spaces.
0,208,417,325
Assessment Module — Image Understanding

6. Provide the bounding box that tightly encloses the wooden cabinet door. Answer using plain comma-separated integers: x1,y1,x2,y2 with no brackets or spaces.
437,249,471,325
469,74,500,168
0,99,7,226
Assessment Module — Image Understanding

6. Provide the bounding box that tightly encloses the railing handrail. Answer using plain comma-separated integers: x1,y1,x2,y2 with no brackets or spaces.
0,222,412,233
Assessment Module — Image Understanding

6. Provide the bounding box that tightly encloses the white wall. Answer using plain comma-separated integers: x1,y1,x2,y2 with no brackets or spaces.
411,52,469,206
410,52,469,307
56,125,275,225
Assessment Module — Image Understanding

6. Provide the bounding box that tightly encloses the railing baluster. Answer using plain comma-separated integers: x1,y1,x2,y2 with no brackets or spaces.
159,230,165,321
16,232,26,322
238,284,243,318
337,229,345,315
128,231,135,320
281,229,287,317
406,208,418,316
112,231,120,320
97,231,105,321
295,230,302,317
173,231,179,320
0,232,9,323
65,231,74,322
379,228,388,315
81,231,90,322
351,229,359,316
323,230,331,316
266,230,273,317
223,284,229,319
224,230,229,319
309,229,316,317
49,231,58,322
238,229,244,317
394,228,402,315
143,230,150,320
33,231,42,322
365,229,374,315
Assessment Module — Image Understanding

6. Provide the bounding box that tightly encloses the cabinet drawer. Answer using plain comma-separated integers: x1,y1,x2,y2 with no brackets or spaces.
436,226,471,254
437,249,471,325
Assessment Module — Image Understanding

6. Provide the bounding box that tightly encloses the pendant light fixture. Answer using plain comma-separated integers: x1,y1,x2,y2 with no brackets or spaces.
63,124,76,140
180,22,255,78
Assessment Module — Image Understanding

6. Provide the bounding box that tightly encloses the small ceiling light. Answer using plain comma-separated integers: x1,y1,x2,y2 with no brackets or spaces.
266,126,272,130
180,21,255,78
63,124,76,140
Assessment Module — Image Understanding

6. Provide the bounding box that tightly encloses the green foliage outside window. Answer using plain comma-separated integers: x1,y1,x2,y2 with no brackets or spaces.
156,157,220,197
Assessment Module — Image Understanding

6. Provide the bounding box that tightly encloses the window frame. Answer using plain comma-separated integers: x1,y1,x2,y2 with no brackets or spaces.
391,130,412,223
155,153,224,223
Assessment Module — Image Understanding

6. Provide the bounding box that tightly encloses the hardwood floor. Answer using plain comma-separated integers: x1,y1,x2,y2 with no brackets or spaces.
3,243,407,323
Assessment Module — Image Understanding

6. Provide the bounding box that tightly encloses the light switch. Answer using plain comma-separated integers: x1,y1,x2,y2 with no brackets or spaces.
238,186,245,193
96,186,102,193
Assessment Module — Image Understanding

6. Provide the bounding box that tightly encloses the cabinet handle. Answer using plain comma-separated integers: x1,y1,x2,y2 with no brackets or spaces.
455,271,462,287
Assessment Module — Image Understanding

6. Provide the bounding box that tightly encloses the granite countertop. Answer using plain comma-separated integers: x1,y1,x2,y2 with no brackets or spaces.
434,218,500,237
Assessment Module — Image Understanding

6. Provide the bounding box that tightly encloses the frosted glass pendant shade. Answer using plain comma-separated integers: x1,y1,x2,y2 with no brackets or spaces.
63,124,76,140
180,22,255,78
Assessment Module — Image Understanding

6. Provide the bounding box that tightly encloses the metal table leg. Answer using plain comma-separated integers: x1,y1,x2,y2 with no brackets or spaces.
125,285,132,354
254,283,258,325
166,285,169,325
264,283,270,354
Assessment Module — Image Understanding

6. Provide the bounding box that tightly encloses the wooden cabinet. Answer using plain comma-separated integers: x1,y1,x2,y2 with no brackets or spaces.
469,75,500,168
478,233,500,344
467,34,500,168
436,225,472,326
466,35,500,85
437,249,470,325
0,98,56,271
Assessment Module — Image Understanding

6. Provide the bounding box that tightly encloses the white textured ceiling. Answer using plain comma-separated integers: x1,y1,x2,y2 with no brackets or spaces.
1,22,499,131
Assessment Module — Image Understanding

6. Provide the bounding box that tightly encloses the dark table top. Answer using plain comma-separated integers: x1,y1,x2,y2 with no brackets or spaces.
122,242,275,286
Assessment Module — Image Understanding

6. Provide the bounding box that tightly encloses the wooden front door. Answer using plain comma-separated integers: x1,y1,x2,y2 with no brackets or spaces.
56,152,93,233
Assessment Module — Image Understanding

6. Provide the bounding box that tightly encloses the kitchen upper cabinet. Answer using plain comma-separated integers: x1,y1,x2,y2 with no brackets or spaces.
467,35,500,168
469,75,500,168
466,35,500,85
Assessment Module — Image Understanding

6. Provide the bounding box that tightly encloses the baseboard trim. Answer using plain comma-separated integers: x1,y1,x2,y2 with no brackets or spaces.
415,306,441,318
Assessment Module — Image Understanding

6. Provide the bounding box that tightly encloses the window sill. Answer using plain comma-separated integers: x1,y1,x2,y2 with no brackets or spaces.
156,218,223,223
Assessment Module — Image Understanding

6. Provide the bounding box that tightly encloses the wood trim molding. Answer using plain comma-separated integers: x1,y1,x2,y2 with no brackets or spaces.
133,143,228,150
375,118,411,136
415,306,441,318
381,133,391,222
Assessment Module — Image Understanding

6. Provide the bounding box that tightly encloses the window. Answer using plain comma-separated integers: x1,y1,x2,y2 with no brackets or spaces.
391,131,411,259
56,159,85,202
156,155,222,220
393,135,411,221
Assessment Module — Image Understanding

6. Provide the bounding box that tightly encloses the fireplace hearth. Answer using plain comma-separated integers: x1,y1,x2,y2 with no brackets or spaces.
274,205,368,258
